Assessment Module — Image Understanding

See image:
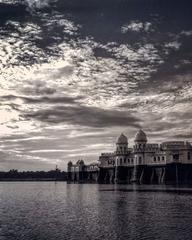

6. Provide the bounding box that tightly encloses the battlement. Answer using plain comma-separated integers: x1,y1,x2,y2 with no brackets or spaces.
67,130,192,183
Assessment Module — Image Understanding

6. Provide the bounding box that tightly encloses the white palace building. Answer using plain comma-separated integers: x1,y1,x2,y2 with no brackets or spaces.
68,130,192,184
100,129,191,168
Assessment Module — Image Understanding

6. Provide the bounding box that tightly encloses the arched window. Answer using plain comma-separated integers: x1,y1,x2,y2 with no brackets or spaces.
158,156,160,161
154,157,156,162
120,158,122,165
162,156,165,161
124,158,126,163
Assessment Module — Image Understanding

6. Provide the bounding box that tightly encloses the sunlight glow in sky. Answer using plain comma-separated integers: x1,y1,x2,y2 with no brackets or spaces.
0,0,192,170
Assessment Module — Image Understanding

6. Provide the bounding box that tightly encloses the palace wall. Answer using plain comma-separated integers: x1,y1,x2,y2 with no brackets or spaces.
67,130,192,185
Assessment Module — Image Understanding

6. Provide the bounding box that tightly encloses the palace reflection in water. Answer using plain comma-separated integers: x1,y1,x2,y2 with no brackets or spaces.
1,182,192,240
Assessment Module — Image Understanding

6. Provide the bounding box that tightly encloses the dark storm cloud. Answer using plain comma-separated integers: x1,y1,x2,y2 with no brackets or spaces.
23,105,140,128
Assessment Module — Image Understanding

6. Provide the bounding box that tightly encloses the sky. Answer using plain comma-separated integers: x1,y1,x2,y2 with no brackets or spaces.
0,0,192,171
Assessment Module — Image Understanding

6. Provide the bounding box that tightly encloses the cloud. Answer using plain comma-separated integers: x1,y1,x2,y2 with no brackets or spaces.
0,0,192,170
172,133,192,139
165,41,181,51
0,94,82,105
0,135,56,143
181,30,192,36
23,104,140,128
23,0,52,10
0,150,57,171
121,21,153,33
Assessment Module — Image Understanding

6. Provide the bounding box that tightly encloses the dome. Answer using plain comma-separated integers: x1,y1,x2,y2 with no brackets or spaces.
67,161,73,166
117,133,128,144
76,159,85,165
134,129,147,142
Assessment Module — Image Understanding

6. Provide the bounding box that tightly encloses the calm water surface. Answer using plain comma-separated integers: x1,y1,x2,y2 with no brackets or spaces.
1,183,192,240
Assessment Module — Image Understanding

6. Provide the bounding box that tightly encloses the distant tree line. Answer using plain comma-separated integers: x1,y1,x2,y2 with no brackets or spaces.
0,169,67,181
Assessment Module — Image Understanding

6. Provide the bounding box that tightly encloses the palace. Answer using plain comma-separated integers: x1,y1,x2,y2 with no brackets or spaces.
67,130,192,184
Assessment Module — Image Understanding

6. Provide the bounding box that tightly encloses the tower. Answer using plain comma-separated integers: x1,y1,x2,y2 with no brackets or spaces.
134,129,147,165
134,129,147,150
132,129,147,183
76,160,85,182
116,133,128,154
115,133,128,183
67,161,73,182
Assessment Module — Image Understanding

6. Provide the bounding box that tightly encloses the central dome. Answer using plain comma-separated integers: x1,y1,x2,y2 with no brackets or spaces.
117,133,128,144
134,129,147,142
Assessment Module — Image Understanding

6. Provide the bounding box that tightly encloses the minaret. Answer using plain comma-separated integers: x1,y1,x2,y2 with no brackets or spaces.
115,133,128,183
132,129,147,182
116,133,128,154
67,161,73,182
134,129,147,152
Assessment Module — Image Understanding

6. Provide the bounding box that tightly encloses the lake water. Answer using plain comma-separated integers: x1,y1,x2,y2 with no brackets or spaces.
1,183,192,240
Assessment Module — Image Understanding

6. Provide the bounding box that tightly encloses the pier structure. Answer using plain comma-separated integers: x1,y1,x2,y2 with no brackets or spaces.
67,160,99,183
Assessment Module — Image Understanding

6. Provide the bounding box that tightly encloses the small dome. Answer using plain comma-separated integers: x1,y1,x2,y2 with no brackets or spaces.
68,161,73,166
117,133,128,144
76,159,85,165
134,129,147,142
